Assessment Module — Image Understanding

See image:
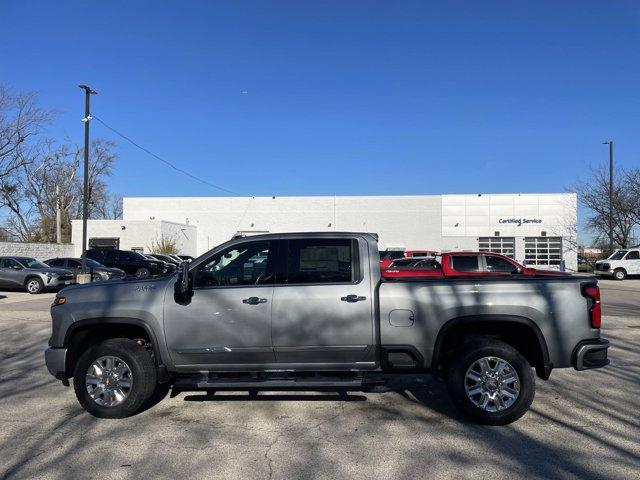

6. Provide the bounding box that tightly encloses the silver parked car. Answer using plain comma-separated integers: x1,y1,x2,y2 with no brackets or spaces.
0,256,74,294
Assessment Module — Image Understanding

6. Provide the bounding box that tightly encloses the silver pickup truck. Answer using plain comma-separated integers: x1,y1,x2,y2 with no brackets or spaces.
45,232,609,425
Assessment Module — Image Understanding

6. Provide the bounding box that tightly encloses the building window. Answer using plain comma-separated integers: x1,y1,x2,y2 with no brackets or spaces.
525,237,562,266
478,237,515,259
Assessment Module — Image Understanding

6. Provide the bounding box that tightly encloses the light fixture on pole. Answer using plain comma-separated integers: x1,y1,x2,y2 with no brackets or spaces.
79,84,97,275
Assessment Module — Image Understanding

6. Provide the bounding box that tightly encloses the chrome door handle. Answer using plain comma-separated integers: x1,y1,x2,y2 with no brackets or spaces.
341,294,366,303
242,297,267,305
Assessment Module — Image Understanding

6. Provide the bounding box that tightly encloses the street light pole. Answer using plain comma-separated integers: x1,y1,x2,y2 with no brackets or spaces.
79,85,97,275
603,140,614,254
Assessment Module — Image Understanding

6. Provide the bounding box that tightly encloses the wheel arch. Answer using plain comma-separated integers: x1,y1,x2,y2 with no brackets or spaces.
432,315,551,380
64,317,164,379
24,274,43,285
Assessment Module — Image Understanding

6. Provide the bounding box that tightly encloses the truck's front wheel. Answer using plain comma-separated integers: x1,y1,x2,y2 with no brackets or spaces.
73,338,157,418
446,339,534,425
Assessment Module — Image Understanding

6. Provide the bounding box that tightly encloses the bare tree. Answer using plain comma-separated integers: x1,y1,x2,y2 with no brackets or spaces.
1,139,119,242
575,165,639,252
625,167,640,237
149,234,179,254
0,84,53,181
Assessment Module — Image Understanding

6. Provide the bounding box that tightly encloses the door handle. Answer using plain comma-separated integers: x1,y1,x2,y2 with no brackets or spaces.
242,297,267,305
341,294,366,303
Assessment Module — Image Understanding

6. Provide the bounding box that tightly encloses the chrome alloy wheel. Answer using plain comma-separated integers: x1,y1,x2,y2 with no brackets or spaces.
464,356,520,412
85,356,133,407
26,279,41,293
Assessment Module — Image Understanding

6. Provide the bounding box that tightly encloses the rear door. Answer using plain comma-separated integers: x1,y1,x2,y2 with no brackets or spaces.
0,258,10,287
0,258,25,287
271,237,375,367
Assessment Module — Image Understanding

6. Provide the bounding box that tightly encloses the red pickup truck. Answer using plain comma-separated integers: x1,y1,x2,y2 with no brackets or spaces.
382,252,566,279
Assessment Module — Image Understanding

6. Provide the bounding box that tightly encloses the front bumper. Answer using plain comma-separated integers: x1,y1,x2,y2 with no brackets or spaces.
573,339,610,371
594,270,613,277
45,276,75,288
45,347,68,380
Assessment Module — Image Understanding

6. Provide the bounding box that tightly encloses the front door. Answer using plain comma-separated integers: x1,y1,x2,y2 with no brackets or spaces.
164,240,277,367
625,250,640,274
271,238,375,367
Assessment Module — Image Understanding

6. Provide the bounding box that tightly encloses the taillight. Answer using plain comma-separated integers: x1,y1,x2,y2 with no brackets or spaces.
583,285,601,329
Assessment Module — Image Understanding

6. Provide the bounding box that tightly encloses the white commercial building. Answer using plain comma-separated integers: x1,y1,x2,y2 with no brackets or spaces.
73,193,578,270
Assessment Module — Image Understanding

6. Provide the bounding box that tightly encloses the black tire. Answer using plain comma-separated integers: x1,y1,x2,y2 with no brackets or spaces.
613,268,626,281
446,338,535,425
25,276,44,294
73,338,157,419
135,267,150,278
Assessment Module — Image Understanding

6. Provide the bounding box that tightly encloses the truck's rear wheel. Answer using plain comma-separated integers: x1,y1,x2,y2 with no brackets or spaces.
446,339,534,425
73,338,157,418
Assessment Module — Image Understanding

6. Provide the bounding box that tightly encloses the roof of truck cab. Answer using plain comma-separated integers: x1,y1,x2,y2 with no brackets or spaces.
229,232,379,241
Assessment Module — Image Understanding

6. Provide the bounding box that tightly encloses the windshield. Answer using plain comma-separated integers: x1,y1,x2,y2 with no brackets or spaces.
85,259,104,268
17,257,49,269
608,250,628,260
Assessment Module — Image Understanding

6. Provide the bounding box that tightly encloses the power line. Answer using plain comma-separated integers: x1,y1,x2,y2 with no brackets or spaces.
92,114,242,196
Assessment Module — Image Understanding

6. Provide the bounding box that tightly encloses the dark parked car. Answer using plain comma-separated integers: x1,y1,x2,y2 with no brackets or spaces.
86,249,167,278
146,253,179,273
147,253,180,265
45,257,126,282
0,256,74,294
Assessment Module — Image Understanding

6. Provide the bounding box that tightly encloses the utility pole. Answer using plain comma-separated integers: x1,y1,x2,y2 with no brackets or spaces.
79,85,97,275
55,184,61,244
603,140,614,254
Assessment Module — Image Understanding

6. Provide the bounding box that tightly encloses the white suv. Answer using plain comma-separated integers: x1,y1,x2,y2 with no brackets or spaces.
594,249,640,280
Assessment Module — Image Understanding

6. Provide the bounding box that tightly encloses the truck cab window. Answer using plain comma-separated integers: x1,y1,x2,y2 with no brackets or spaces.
485,255,516,273
625,251,639,260
451,255,480,272
287,239,355,284
194,241,273,288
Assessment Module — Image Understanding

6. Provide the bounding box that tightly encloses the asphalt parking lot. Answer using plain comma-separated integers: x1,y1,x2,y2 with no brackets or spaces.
1,280,639,479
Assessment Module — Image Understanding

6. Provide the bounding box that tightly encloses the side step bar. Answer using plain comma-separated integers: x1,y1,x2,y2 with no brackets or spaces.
173,373,385,390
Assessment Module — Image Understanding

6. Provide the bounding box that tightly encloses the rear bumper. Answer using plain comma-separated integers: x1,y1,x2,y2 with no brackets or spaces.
45,347,68,380
573,339,610,371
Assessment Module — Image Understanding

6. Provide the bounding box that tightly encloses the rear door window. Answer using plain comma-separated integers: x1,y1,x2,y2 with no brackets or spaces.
451,255,480,272
625,251,639,260
286,239,357,284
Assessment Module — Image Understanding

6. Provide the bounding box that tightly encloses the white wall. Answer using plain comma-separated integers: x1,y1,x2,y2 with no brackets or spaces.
71,220,197,256
441,193,577,238
124,195,444,254
122,193,577,270
0,242,75,260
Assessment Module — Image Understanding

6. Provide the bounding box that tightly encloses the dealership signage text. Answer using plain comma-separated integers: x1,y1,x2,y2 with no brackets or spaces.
498,218,543,226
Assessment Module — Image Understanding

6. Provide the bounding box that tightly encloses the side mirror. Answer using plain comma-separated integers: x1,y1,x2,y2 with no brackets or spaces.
513,267,523,274
175,261,193,303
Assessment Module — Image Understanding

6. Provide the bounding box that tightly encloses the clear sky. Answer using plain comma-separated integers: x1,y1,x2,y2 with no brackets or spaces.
1,1,639,239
